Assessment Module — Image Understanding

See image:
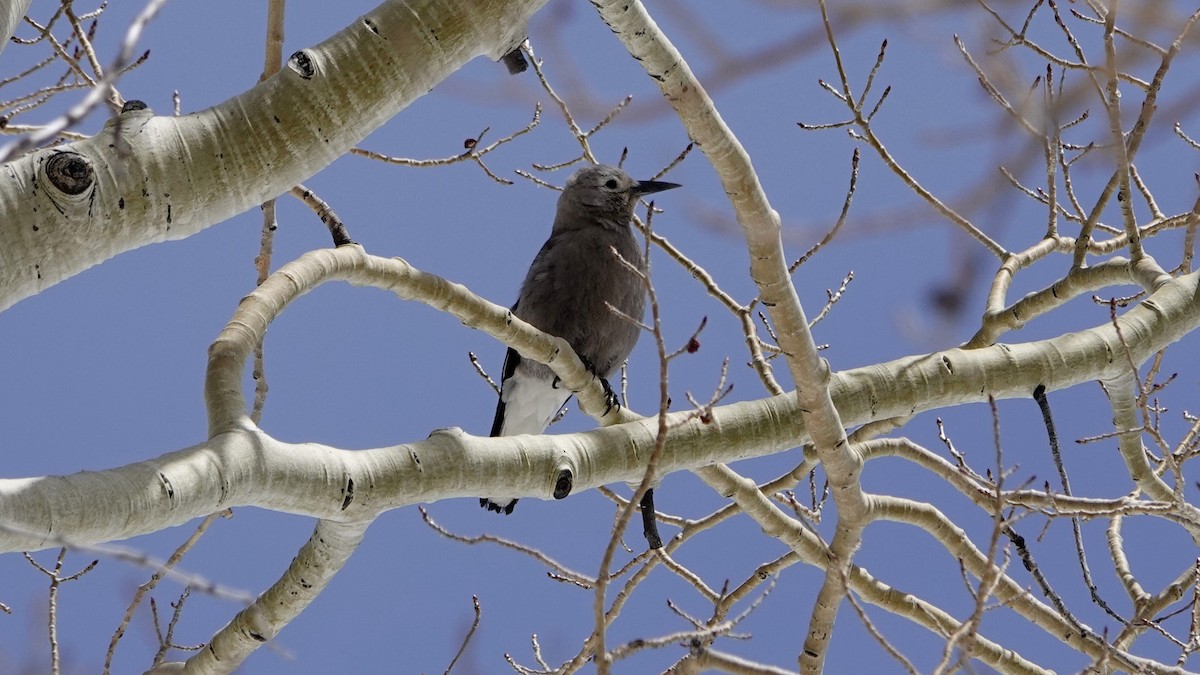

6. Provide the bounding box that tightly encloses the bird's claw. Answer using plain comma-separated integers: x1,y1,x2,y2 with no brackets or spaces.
579,357,620,415
600,377,620,416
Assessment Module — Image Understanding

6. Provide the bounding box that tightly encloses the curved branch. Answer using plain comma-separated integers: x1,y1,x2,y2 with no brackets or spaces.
969,252,1171,347
205,245,625,436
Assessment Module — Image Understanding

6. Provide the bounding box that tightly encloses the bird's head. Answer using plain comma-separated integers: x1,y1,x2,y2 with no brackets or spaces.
556,164,681,224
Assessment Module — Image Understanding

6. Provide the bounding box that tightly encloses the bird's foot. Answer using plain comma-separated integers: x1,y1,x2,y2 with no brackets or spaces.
599,377,620,416
479,498,518,515
578,356,621,416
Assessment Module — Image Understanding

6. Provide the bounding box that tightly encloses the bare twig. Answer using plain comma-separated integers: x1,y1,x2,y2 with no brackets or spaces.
444,596,482,674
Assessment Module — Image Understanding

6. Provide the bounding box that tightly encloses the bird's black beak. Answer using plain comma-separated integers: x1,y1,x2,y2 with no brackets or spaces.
632,179,682,196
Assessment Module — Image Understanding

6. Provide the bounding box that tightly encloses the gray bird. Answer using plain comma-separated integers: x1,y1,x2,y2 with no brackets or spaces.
482,164,680,514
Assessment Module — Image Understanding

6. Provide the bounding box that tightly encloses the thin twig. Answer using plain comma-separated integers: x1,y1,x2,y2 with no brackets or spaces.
444,596,482,674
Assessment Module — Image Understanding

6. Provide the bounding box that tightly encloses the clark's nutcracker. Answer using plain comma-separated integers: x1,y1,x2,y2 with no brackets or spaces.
482,164,680,515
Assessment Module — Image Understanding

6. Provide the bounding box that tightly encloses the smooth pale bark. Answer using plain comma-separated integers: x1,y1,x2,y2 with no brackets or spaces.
0,0,32,58
0,0,545,311
3,262,1197,554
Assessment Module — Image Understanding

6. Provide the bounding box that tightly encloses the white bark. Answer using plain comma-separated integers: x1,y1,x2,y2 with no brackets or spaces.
0,0,544,312
0,0,31,57
4,2,1199,671
3,247,1197,555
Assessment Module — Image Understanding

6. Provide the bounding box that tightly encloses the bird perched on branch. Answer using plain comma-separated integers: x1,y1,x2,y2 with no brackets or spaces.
481,164,680,515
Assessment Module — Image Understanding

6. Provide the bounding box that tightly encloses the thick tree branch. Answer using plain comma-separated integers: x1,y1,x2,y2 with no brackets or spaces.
0,0,545,311
183,519,368,672
588,4,864,666
0,0,34,57
3,250,1199,554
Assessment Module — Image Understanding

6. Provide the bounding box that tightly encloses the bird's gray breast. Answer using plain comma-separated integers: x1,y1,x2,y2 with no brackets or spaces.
513,226,646,378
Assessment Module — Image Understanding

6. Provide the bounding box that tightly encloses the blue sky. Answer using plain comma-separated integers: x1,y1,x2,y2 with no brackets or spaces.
3,1,1200,673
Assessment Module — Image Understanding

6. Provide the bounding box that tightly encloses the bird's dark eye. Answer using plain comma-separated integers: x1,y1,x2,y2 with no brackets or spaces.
604,179,619,190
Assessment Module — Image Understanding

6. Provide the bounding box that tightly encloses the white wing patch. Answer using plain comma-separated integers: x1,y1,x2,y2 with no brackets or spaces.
496,366,571,436
482,364,572,512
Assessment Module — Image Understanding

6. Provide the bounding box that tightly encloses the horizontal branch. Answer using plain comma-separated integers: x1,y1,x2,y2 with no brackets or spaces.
1,252,1198,553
